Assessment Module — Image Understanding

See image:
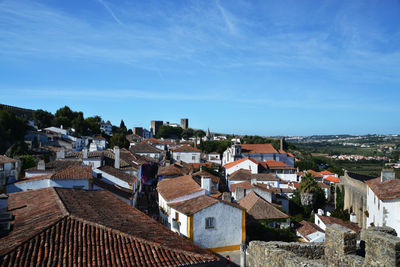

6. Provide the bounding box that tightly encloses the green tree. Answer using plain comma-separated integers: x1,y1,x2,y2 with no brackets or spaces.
33,109,54,129
194,130,206,138
109,132,129,149
0,110,28,154
85,116,102,135
119,120,127,134
19,155,36,171
156,126,183,139
53,106,75,128
182,128,194,139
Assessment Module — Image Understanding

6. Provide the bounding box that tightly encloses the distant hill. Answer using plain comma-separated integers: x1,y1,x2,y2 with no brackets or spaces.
0,103,34,120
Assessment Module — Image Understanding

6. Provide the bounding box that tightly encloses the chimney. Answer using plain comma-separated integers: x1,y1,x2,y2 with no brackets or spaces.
83,148,88,159
236,186,245,201
57,147,65,159
222,192,231,202
381,168,395,182
201,176,212,195
114,146,120,169
0,194,8,213
200,166,203,172
317,209,324,216
251,178,257,185
350,213,356,223
280,137,284,151
37,160,45,171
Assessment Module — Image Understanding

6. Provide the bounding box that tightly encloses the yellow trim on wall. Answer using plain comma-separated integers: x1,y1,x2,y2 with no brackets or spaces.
209,244,240,253
241,209,246,243
188,215,194,241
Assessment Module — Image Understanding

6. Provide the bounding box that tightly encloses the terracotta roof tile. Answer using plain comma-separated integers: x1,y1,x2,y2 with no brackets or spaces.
366,177,400,200
25,160,82,172
307,170,323,178
157,161,192,177
192,170,220,184
93,178,134,199
238,191,289,220
157,175,204,201
318,182,331,189
51,165,92,180
0,188,219,266
98,165,137,184
224,157,258,169
297,220,324,241
170,195,219,215
0,155,16,164
266,161,294,170
318,215,361,233
228,169,278,182
323,176,341,183
130,142,163,154
171,145,201,152
320,170,335,175
240,144,278,154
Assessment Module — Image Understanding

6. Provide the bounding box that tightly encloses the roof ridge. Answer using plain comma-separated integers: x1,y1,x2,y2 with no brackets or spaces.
52,187,71,216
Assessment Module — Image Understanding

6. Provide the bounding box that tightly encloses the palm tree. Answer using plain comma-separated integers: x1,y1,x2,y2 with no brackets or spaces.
300,173,319,206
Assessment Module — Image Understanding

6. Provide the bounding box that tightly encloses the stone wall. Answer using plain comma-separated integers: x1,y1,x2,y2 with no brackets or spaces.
247,224,400,267
342,174,367,228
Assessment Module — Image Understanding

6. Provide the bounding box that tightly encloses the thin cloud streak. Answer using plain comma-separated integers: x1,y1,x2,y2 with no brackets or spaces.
95,0,124,26
215,0,237,34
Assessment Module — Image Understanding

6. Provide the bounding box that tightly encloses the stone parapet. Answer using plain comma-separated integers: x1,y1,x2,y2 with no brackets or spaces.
247,224,400,267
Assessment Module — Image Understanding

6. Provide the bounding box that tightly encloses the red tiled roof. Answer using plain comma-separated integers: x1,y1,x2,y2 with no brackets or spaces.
318,182,331,189
320,170,335,175
170,195,219,215
171,145,201,152
266,160,294,170
307,170,323,178
157,161,193,177
224,157,258,169
287,153,295,157
189,162,216,169
98,165,138,185
192,170,220,184
297,220,324,241
157,175,204,201
366,177,400,201
318,215,361,233
51,165,92,179
323,176,341,183
130,142,163,154
238,191,289,220
240,144,278,154
0,155,17,164
230,181,255,192
0,188,219,266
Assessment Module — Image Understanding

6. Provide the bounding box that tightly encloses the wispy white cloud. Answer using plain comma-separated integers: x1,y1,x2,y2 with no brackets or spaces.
215,0,237,34
95,0,124,26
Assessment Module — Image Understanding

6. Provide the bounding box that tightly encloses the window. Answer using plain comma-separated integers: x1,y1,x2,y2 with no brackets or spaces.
176,155,180,160
192,156,195,160
205,217,215,229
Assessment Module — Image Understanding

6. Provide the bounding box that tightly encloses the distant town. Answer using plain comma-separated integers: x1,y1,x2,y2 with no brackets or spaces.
1,103,399,266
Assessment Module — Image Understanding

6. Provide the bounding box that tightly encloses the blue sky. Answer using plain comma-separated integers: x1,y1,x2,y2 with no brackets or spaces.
1,0,399,136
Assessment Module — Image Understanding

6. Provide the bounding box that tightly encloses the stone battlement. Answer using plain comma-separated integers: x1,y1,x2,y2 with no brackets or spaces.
247,224,400,267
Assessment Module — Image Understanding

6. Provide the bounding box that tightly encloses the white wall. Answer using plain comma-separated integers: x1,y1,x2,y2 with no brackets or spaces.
366,187,400,234
193,202,242,249
7,179,89,193
172,152,201,163
168,208,189,236
226,160,258,176
276,173,298,182
93,169,131,190
82,159,102,169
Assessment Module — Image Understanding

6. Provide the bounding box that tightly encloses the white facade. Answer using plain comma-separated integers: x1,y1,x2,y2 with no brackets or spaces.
172,151,201,163
136,152,162,160
207,153,222,165
0,162,18,186
276,173,298,182
226,159,259,176
193,202,243,250
100,123,113,136
366,186,400,234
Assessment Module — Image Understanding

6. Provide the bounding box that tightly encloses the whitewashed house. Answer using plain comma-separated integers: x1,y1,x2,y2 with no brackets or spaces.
171,145,201,163
157,175,245,252
169,195,245,252
224,157,259,176
7,166,94,193
92,165,140,206
0,155,19,189
25,160,82,178
296,220,325,242
130,142,163,160
100,122,113,136
366,169,400,234
90,135,107,151
207,152,222,165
